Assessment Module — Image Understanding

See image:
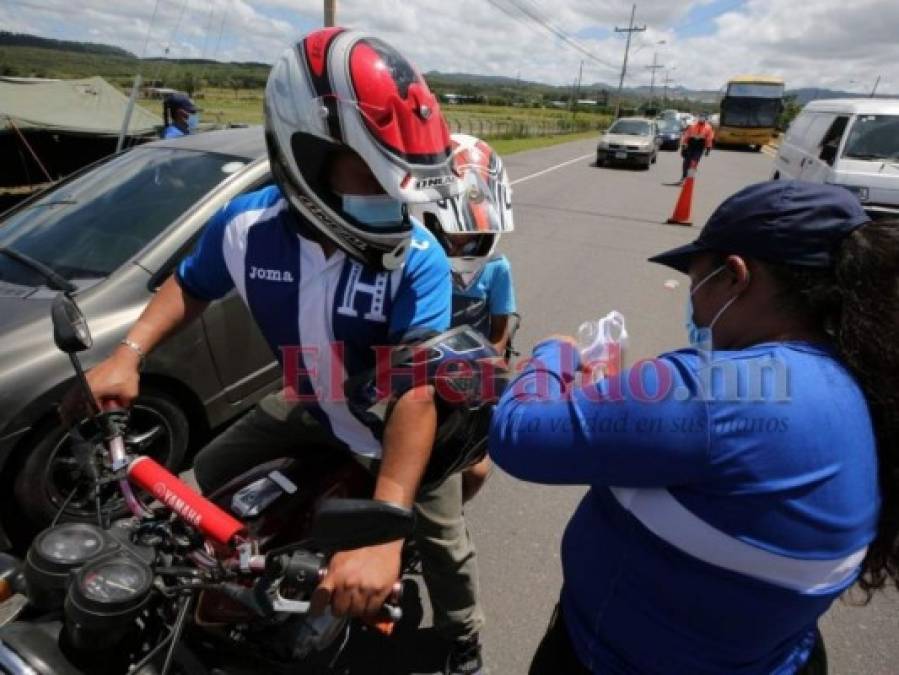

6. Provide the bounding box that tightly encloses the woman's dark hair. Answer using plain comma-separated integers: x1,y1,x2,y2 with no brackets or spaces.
768,219,899,600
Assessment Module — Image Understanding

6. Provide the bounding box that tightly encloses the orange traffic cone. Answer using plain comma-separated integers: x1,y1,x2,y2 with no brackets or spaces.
667,159,698,226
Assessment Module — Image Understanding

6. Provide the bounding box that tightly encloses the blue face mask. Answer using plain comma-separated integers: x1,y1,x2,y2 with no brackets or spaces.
187,113,199,132
685,264,744,349
342,194,404,229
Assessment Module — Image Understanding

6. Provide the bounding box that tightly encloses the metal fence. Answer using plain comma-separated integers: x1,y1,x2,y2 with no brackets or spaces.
444,117,607,140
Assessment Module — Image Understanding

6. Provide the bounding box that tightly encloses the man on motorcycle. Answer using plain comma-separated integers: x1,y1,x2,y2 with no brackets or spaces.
66,29,488,675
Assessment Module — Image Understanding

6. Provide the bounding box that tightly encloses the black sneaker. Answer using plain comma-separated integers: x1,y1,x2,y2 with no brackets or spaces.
445,635,485,675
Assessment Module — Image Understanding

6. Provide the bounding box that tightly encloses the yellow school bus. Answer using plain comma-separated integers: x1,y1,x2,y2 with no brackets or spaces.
716,75,785,150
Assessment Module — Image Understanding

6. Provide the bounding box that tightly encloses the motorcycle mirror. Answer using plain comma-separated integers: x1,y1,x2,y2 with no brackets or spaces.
51,293,92,354
308,499,415,551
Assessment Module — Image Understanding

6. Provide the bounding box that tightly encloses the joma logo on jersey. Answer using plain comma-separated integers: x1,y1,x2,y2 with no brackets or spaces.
249,266,294,282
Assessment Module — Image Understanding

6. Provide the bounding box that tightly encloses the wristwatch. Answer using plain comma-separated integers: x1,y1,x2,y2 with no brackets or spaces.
120,338,146,370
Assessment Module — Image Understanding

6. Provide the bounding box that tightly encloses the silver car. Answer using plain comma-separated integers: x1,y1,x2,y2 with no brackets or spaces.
0,128,280,549
596,117,660,169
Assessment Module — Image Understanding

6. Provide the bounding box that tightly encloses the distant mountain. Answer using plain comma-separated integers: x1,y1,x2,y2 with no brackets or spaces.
0,31,135,58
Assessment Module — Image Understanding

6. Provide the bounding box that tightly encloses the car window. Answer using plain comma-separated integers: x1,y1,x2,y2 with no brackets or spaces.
150,174,276,288
818,116,849,165
842,115,899,160
785,113,814,145
0,147,246,287
609,120,652,136
804,114,836,152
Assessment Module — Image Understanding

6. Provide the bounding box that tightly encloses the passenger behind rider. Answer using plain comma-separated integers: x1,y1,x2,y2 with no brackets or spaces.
419,134,517,503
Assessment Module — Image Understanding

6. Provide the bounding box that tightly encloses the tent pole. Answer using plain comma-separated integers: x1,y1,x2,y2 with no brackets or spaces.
117,74,143,153
6,116,53,183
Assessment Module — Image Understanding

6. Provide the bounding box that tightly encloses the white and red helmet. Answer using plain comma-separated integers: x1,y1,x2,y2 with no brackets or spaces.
265,28,460,270
418,134,514,289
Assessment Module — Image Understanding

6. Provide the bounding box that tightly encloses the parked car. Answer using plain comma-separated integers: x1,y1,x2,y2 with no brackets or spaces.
657,119,682,150
596,118,660,169
0,127,281,549
772,98,899,219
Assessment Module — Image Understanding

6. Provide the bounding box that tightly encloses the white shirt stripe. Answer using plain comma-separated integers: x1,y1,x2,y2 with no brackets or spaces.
297,237,383,459
610,486,867,593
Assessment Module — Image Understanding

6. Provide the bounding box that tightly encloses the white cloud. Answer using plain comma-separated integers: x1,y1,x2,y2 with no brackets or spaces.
3,0,895,93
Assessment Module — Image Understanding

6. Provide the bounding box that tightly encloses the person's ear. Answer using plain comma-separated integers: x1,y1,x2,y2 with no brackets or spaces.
723,255,751,292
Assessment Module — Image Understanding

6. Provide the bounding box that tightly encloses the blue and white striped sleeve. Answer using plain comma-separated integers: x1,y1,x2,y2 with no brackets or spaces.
175,205,235,301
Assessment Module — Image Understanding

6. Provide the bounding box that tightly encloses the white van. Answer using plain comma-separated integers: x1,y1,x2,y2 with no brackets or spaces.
772,98,899,219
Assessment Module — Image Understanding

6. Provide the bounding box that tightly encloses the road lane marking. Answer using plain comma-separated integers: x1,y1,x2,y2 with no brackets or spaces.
510,153,595,186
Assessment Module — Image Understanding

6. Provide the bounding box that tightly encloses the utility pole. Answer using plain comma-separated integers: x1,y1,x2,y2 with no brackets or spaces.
324,0,336,27
645,51,664,108
871,75,881,98
663,69,675,104
572,60,584,122
614,4,646,119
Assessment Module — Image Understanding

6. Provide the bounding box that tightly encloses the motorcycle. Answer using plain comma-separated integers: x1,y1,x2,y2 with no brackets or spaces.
0,293,447,675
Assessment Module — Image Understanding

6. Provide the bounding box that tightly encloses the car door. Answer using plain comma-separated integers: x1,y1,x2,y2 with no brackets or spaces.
193,176,281,404
776,112,813,178
145,163,280,406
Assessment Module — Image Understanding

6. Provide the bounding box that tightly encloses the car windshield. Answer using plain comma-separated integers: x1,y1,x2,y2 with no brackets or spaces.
0,147,245,287
609,120,652,136
658,120,681,133
842,115,899,160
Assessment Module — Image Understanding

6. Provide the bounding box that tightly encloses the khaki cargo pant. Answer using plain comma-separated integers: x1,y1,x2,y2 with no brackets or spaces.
194,391,484,642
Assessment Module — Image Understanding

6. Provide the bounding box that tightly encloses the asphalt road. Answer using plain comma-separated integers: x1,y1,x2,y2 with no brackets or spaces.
449,139,898,675
7,140,895,674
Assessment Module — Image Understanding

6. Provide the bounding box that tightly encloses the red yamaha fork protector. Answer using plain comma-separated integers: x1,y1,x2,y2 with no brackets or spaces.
128,456,245,546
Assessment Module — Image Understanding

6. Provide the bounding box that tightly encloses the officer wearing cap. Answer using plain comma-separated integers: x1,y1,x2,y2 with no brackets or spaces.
490,181,899,674
162,92,198,139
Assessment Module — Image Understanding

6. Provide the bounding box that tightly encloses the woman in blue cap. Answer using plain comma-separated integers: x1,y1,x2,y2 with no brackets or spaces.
162,92,198,139
490,180,899,674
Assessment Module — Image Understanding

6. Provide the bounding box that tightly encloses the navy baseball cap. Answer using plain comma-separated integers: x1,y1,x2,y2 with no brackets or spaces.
649,180,870,273
166,93,197,113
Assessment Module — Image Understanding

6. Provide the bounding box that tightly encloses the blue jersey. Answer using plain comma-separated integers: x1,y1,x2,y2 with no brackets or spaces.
162,125,185,139
451,255,516,336
177,185,451,458
490,340,878,674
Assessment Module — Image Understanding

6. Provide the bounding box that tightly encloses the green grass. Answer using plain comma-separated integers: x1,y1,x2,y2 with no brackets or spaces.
491,130,598,155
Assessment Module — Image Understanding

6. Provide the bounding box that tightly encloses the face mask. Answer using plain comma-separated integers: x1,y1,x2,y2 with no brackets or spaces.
684,264,744,348
187,113,199,132
342,194,404,229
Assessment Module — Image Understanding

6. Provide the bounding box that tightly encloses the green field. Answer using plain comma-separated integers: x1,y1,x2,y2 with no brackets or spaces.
139,88,610,141
4,43,608,154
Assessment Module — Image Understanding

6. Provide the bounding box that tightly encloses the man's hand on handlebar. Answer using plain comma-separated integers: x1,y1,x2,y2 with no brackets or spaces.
59,345,141,426
310,539,403,618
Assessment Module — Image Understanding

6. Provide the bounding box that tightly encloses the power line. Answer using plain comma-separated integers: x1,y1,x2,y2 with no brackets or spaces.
485,0,619,72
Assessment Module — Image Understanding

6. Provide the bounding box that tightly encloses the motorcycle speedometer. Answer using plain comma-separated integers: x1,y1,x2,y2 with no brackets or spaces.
64,553,153,651
25,523,114,611
78,556,152,606
35,522,107,564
